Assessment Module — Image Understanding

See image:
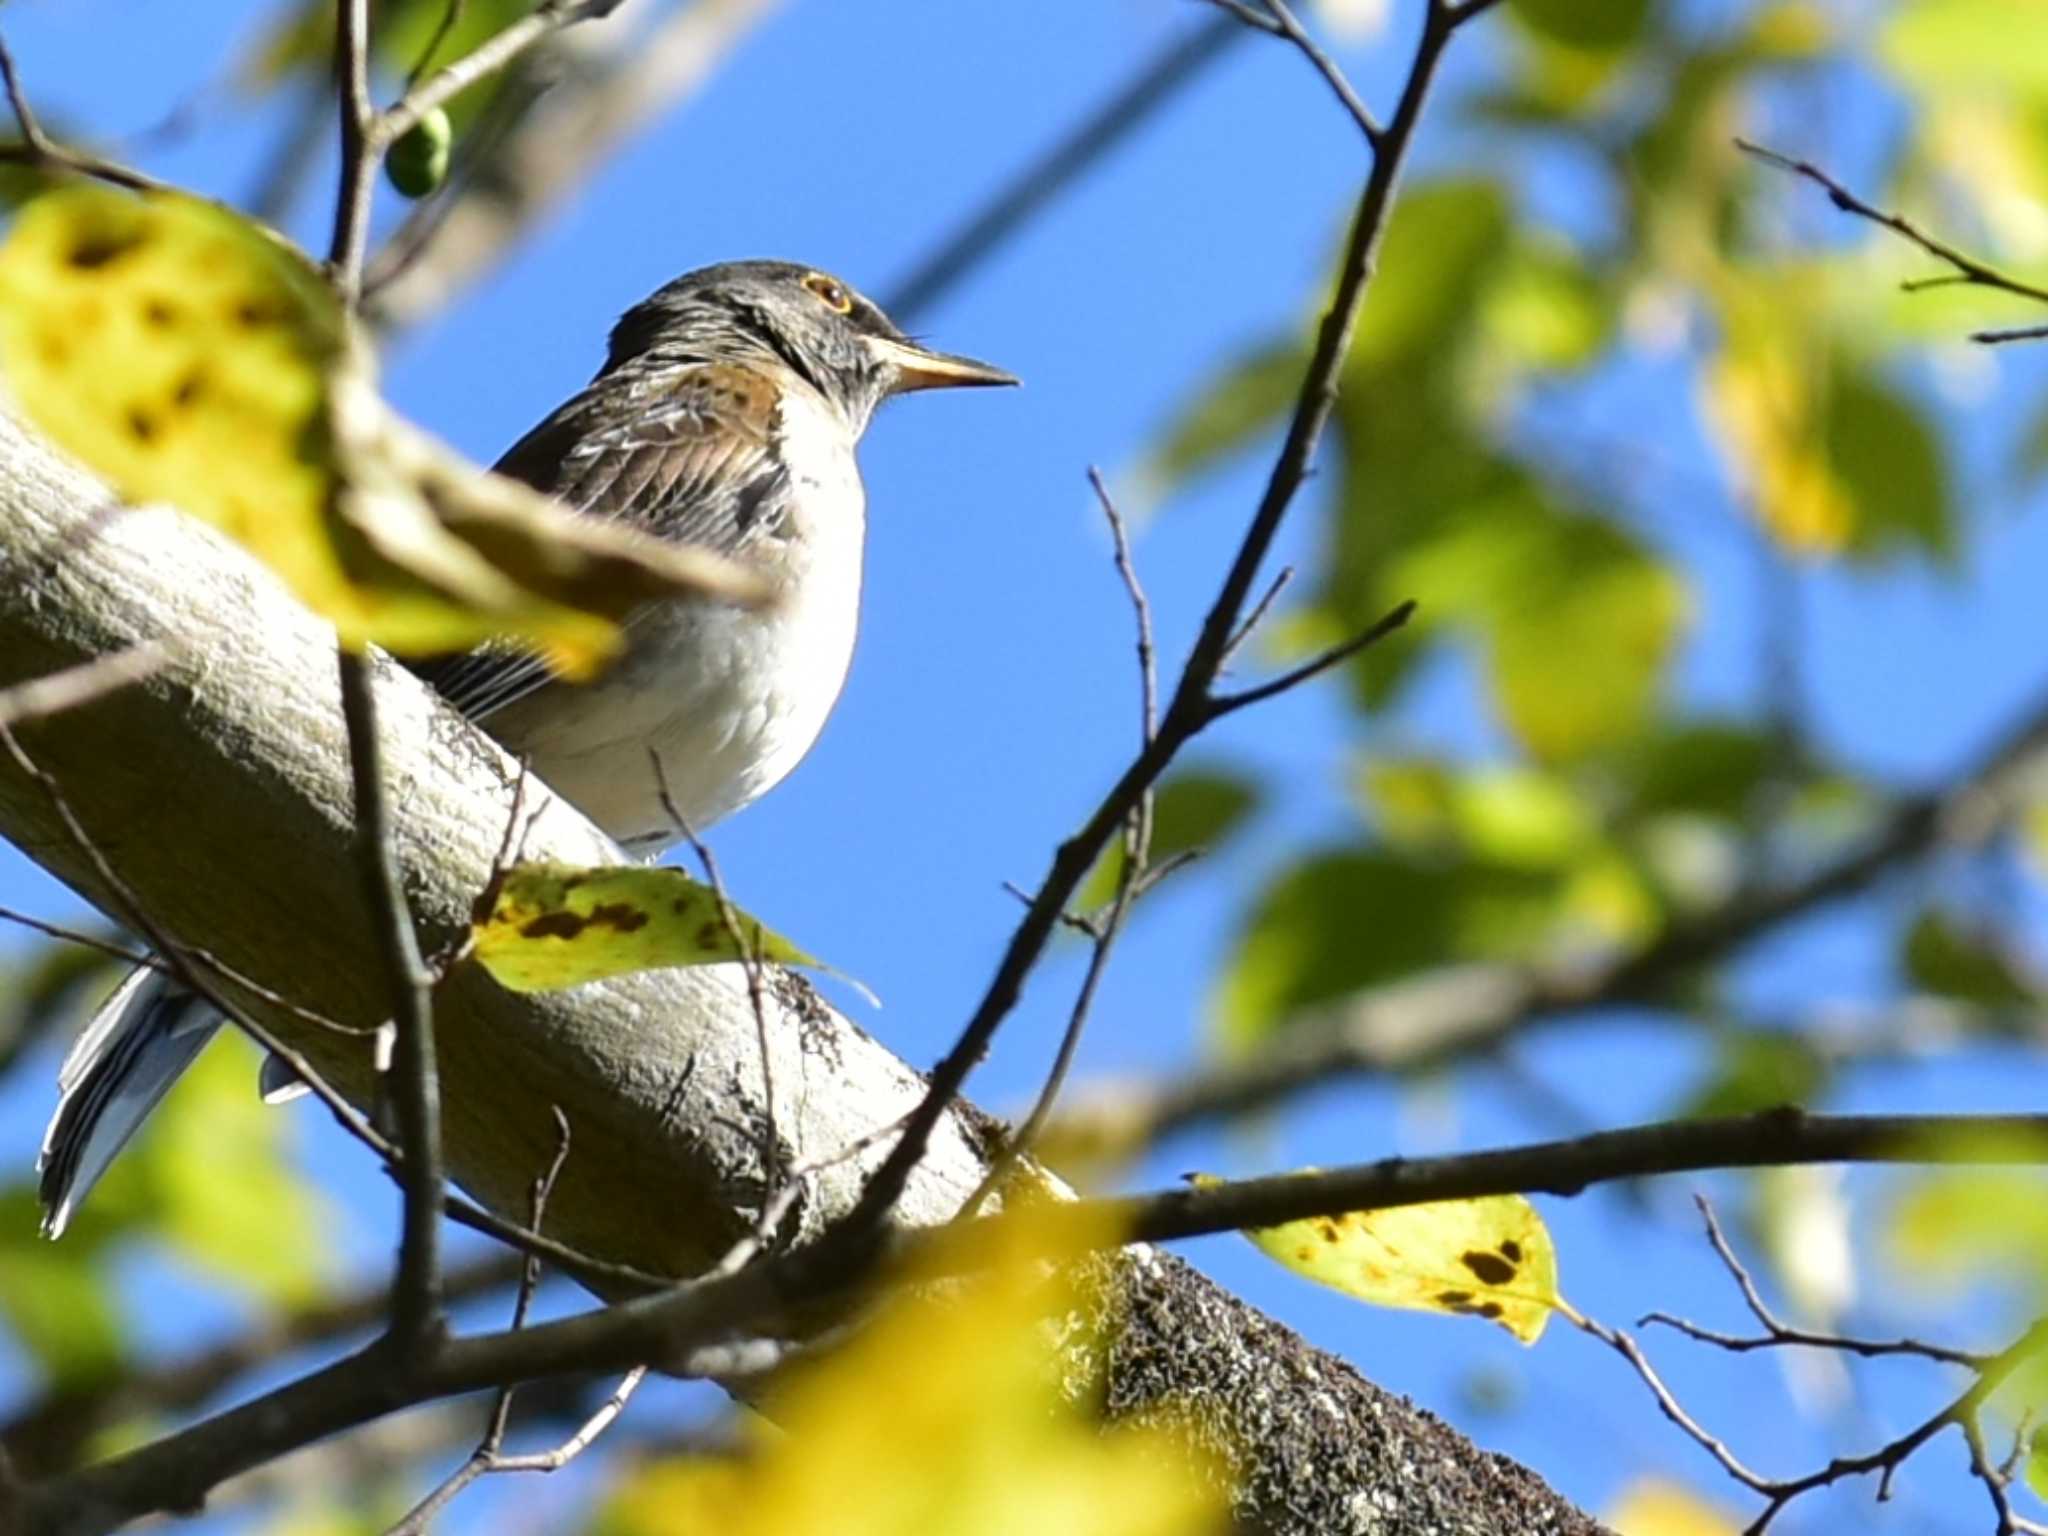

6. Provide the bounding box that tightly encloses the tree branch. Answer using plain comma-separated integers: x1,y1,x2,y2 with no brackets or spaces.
0,408,1598,1536
842,0,1490,1250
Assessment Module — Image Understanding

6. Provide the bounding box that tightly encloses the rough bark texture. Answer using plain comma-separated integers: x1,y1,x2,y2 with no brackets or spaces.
0,409,1605,1534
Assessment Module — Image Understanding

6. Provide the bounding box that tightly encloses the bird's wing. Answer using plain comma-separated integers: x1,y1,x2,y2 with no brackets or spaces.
412,362,792,723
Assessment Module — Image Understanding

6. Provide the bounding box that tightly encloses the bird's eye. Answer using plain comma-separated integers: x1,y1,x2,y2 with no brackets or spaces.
803,273,853,314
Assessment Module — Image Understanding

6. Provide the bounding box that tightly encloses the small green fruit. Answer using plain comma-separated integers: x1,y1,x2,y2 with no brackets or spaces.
385,108,452,199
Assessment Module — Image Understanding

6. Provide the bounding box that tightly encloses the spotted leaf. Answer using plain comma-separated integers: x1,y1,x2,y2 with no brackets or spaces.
1196,1173,1561,1343
473,861,831,995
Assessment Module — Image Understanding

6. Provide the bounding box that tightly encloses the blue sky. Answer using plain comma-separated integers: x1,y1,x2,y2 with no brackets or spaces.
3,1,2048,1531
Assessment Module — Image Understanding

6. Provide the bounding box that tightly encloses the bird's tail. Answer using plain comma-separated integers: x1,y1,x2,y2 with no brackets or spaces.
37,965,223,1238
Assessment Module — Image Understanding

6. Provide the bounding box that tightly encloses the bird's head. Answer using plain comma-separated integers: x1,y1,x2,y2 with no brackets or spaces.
608,260,1016,430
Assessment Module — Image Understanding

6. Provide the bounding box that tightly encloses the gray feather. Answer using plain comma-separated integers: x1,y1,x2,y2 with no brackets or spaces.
38,969,222,1238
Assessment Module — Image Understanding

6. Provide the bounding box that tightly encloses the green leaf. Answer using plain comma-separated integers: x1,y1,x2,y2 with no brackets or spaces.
1387,498,1689,762
1143,342,1308,493
1901,909,2035,1008
1213,851,1457,1054
473,862,846,995
1349,180,1512,371
1824,359,1953,562
1678,1031,1827,1119
1080,768,1260,911
0,1186,124,1387
1508,0,1649,53
1625,720,1773,821
147,1032,329,1304
1879,0,2048,95
1449,768,1596,870
1478,239,1614,374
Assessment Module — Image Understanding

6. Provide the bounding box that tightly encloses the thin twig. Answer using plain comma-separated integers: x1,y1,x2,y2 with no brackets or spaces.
842,0,1489,1247
30,1103,2048,1530
407,0,469,88
1221,565,1294,665
1977,322,2048,346
337,653,446,1354
1738,138,2048,345
0,905,153,970
1207,598,1415,716
1046,679,2048,1148
377,0,629,147
651,751,782,1215
1203,0,1382,145
1638,1195,1989,1368
0,709,638,1293
0,647,166,732
383,1111,636,1536
328,0,378,295
958,472,1166,1217
0,31,164,193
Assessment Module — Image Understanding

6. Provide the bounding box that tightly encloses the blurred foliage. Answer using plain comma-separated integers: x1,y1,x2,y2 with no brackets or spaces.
0,1028,327,1392
1080,765,1261,911
1144,0,2048,1099
1605,1477,1742,1536
591,1206,1224,1536
245,0,536,135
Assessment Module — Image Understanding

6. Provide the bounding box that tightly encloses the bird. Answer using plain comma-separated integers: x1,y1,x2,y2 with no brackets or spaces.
36,259,1015,1238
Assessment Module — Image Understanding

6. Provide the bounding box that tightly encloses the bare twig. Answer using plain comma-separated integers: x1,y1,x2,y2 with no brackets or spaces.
841,0,1486,1248
0,647,166,732
1738,138,2048,345
0,31,165,193
1203,0,1382,145
377,0,628,147
337,652,446,1355
1585,1302,2048,1533
1046,679,2048,1148
2,701,649,1292
1639,1196,1989,1368
1,1253,523,1481
1207,598,1415,716
406,0,469,88
0,905,153,971
368,0,783,325
384,1111,642,1536
1977,322,2048,346
651,751,782,1217
1221,564,1294,664
27,1102,2048,1531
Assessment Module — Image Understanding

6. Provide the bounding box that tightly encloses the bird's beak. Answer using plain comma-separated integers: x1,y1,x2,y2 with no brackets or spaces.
868,335,1019,393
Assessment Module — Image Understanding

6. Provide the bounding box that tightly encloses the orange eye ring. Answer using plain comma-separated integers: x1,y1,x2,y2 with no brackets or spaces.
803,272,853,314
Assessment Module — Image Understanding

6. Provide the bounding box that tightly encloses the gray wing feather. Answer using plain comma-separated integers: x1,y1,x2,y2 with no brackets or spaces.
38,967,224,1238
413,361,789,724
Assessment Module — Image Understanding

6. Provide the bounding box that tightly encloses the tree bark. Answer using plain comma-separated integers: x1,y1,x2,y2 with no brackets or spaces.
0,409,1605,1534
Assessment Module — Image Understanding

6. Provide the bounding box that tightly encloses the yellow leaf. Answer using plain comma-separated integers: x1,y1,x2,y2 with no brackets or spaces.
594,1206,1226,1536
0,185,761,678
1700,271,1853,555
1888,1162,2048,1299
1199,1174,1561,1343
1607,1477,1742,1536
472,861,829,994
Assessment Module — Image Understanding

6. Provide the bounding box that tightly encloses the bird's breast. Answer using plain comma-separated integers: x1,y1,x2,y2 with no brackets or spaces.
496,407,866,851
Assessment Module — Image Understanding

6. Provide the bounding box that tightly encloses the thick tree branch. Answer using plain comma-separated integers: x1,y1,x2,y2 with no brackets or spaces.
0,403,1596,1535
